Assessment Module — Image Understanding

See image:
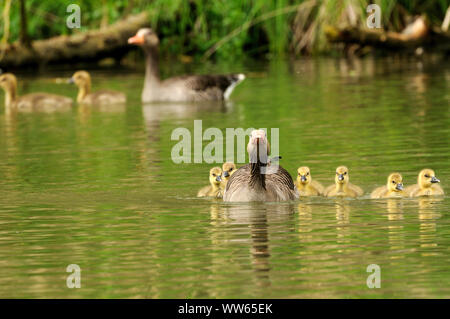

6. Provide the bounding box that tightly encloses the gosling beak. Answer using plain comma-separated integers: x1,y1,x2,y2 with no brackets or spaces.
301,175,307,182
338,174,344,181
128,34,144,45
396,183,404,191
223,171,229,178
67,77,74,84
431,176,440,183
215,176,222,182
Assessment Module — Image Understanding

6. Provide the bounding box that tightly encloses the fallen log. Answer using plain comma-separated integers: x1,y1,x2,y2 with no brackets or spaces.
324,25,450,52
0,12,149,68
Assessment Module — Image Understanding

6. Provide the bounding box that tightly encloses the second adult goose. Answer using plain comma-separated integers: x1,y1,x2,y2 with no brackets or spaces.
128,28,245,103
223,130,298,202
0,73,72,113
70,71,126,105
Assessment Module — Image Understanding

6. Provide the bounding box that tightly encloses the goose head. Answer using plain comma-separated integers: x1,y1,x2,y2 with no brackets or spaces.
418,169,440,189
128,28,160,49
247,129,270,165
335,166,349,185
0,73,17,94
387,172,404,192
69,71,91,88
222,162,236,182
209,167,222,188
297,166,311,186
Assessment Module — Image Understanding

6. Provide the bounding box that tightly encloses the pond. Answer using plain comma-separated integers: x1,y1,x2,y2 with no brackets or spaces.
0,57,448,298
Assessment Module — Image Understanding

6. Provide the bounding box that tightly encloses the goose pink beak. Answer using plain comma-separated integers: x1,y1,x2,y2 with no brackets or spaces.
128,34,144,45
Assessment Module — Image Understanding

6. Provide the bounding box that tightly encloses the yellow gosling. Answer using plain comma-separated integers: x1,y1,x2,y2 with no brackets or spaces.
324,166,364,198
197,167,223,198
405,169,444,197
295,166,324,196
371,173,406,199
70,71,126,105
221,162,236,189
0,73,72,113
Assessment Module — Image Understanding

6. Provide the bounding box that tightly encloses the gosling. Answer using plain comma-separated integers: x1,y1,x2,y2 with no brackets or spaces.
70,71,126,105
295,166,324,196
405,169,444,197
370,173,405,199
324,166,364,198
197,167,223,198
0,73,72,112
221,162,236,189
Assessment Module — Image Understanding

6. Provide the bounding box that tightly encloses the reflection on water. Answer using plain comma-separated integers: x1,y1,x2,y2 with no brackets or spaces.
0,58,449,298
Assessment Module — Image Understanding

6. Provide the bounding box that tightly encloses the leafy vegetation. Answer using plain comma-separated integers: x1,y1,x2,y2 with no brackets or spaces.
1,0,449,60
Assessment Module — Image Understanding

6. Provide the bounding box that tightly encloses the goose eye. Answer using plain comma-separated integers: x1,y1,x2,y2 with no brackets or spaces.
229,168,233,172
424,174,430,178
306,172,309,176
392,181,396,183
344,172,347,175
212,174,216,177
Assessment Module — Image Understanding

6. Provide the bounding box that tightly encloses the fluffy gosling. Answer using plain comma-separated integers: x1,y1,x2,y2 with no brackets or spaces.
370,173,405,199
324,166,364,198
405,169,444,197
295,166,324,196
197,167,223,198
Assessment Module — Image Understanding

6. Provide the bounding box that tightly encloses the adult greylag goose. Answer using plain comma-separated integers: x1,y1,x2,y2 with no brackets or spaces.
223,130,298,202
197,167,223,198
324,166,364,198
405,169,444,197
128,28,245,102
0,73,72,113
370,173,406,199
295,166,325,196
69,71,126,105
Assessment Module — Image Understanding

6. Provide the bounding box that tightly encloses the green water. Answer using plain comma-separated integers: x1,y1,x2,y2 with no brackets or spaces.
0,58,449,298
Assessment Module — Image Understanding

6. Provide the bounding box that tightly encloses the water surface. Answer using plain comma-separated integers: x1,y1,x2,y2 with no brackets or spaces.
0,57,449,298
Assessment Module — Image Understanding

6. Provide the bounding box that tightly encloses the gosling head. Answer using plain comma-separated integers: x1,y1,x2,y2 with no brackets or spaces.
128,28,160,48
297,166,311,185
69,71,91,88
387,172,404,192
222,162,236,181
335,166,349,185
0,73,17,92
209,167,222,187
418,169,440,189
247,129,270,164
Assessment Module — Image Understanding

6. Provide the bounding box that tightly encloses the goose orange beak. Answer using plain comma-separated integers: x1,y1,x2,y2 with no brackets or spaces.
128,34,144,45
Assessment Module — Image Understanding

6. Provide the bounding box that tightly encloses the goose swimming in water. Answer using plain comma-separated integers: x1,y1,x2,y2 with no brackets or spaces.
324,166,364,198
404,169,444,197
370,173,406,199
69,71,126,105
0,73,72,113
197,167,223,198
223,130,298,202
295,166,325,196
128,28,245,103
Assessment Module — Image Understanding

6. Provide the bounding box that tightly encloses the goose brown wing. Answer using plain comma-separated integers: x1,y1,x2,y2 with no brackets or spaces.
225,164,251,193
184,74,241,92
266,165,296,190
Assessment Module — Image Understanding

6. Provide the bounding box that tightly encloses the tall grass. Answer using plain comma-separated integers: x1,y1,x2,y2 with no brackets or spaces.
1,0,449,60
